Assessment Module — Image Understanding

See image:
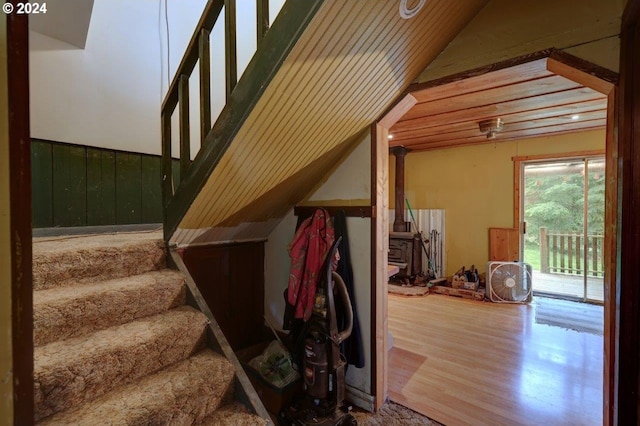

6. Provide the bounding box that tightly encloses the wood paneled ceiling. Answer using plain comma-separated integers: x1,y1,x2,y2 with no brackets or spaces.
173,0,488,243
389,53,611,152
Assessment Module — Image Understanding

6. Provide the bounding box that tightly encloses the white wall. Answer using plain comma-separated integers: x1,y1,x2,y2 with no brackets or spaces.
30,0,285,156
29,0,205,155
265,130,373,397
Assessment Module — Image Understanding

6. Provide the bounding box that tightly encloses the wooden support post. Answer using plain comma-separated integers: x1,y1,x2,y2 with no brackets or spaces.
540,227,549,273
178,74,190,180
199,28,211,145
225,0,237,100
256,0,269,46
390,146,409,232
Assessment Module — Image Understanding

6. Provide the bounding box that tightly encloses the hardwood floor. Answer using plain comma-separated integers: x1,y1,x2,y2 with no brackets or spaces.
388,294,603,426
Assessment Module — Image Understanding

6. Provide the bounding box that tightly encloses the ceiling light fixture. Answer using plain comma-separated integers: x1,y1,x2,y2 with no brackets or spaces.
399,0,426,19
479,118,504,139
571,114,580,120
388,134,394,140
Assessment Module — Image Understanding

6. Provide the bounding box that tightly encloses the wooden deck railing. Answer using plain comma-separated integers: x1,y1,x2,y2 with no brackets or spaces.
539,227,604,277
160,0,323,241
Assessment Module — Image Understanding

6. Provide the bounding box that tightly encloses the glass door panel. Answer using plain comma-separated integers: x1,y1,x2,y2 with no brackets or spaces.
585,158,605,302
523,160,586,300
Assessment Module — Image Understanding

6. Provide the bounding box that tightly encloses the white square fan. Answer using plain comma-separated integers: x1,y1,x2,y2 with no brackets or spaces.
486,261,533,303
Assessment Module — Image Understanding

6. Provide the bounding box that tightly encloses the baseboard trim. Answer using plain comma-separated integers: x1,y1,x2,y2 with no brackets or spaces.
33,223,162,238
346,385,375,412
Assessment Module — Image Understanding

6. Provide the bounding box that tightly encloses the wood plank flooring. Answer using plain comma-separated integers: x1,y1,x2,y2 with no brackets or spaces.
388,294,603,426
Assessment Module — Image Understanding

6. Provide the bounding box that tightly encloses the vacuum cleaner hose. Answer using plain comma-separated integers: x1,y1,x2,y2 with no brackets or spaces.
331,271,353,344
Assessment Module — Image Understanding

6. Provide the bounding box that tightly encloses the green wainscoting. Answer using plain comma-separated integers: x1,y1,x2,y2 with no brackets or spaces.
32,139,180,228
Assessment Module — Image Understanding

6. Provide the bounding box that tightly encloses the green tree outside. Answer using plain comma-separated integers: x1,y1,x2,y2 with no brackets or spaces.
523,160,605,272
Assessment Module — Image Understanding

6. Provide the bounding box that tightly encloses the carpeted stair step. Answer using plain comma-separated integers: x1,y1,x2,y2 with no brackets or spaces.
37,349,235,425
33,232,165,290
34,306,209,421
34,269,186,346
201,401,268,426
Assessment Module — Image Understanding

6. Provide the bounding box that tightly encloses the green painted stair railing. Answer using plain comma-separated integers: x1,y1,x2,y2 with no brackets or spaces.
160,0,324,242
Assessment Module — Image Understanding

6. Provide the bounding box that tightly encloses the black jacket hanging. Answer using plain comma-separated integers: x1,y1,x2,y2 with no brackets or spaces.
333,210,365,368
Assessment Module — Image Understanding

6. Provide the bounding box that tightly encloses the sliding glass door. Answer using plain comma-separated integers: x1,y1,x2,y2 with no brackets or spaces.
522,157,605,303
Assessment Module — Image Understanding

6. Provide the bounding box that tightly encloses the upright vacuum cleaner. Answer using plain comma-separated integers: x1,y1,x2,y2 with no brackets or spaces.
281,238,357,426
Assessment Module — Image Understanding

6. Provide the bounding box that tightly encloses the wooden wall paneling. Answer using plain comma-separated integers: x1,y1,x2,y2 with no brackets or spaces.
141,156,163,223
31,139,168,228
52,144,87,226
86,148,116,226
228,243,265,349
182,242,266,351
489,228,519,261
115,152,142,224
31,140,53,228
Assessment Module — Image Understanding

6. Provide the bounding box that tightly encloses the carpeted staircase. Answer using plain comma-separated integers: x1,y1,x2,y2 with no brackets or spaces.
32,231,266,425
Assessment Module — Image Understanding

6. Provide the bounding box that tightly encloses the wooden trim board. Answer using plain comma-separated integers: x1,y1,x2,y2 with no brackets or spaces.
7,7,34,424
613,1,640,422
372,123,390,411
293,205,373,218
602,90,617,426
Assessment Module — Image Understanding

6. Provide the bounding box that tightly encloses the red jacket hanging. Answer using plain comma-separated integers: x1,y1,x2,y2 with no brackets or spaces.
287,208,335,321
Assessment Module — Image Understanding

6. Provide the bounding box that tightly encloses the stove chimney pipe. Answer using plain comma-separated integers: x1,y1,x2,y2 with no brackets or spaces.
390,146,410,232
